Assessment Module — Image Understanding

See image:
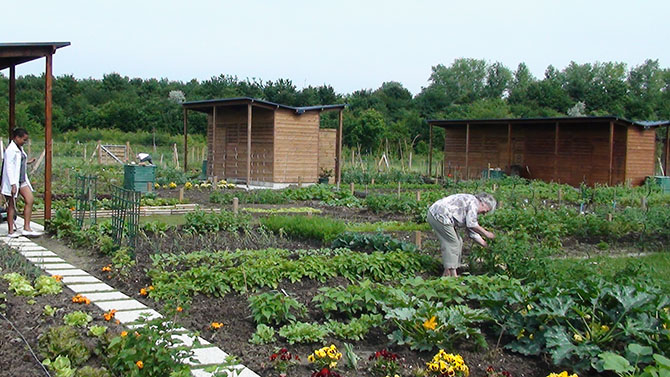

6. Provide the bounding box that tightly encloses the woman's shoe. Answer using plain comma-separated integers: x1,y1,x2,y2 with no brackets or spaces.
22,230,43,237
7,230,22,238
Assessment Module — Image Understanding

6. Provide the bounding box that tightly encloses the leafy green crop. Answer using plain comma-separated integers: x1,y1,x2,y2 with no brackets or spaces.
64,311,93,327
278,322,330,344
35,275,63,295
248,291,307,326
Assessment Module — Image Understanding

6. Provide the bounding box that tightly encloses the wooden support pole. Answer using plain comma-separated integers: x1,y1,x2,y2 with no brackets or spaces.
178,188,184,202
465,123,470,178
665,126,670,176
335,110,343,188
147,182,153,193
83,145,87,160
416,191,421,201
232,197,239,214
553,122,559,182
507,123,512,170
212,106,216,179
247,104,252,187
371,178,375,185
397,181,401,197
125,141,130,162
183,108,188,173
9,65,15,137
428,125,433,176
558,188,563,206
44,53,54,220
350,182,355,196
608,121,614,186
97,140,102,164
414,231,422,249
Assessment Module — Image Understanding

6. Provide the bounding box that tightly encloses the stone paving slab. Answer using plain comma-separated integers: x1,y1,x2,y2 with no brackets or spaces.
192,366,257,377
188,347,229,366
26,256,66,263
21,250,57,257
94,299,148,312
36,263,77,270
45,268,90,276
114,308,162,323
171,333,211,348
61,275,102,284
83,291,131,301
17,245,48,251
66,283,116,293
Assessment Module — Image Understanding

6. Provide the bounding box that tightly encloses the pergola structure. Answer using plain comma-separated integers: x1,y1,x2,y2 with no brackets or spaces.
1,42,70,220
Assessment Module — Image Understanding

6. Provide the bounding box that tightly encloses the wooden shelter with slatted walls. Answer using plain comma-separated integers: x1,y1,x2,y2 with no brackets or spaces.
182,98,346,187
426,117,670,187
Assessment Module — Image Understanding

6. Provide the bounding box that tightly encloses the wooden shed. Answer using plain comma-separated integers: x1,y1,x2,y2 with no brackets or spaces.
427,117,670,187
182,97,346,187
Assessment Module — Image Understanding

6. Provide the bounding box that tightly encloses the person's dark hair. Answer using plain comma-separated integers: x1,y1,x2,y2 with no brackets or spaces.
12,128,29,139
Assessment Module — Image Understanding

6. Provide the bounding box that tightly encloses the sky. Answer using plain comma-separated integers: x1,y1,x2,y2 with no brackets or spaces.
2,0,669,96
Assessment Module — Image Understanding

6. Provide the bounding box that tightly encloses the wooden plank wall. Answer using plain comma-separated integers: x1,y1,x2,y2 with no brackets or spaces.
625,126,655,186
207,106,274,182
443,125,509,179
274,109,320,183
553,123,610,185
318,129,337,183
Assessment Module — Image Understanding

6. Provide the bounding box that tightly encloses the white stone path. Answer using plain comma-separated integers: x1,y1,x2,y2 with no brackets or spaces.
1,217,259,377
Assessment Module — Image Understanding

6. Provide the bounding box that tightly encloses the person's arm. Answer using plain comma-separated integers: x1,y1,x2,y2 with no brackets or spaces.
7,149,20,195
471,224,495,239
467,229,488,247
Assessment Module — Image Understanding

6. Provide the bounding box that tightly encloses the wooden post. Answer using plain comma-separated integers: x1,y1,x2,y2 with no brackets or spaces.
160,154,164,167
65,168,70,183
416,191,421,201
27,139,31,156
487,162,491,179
83,145,87,161
351,149,354,167
608,121,614,186
247,104,252,187
554,122,559,182
212,106,217,179
397,182,401,197
147,182,153,193
97,140,102,164
414,231,422,249
408,151,413,170
507,123,512,170
232,197,239,214
558,188,562,206
371,178,375,185
641,197,647,210
125,141,130,162
335,110,343,188
350,182,354,196
44,53,53,220
665,126,670,176
178,188,184,202
9,65,15,137
428,124,433,176
465,123,470,179
183,108,188,172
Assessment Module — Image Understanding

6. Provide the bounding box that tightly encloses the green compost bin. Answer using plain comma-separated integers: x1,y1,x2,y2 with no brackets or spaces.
655,176,670,193
123,165,156,193
481,169,505,179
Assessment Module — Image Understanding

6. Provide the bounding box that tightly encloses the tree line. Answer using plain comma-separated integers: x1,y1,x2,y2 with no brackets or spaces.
0,58,668,154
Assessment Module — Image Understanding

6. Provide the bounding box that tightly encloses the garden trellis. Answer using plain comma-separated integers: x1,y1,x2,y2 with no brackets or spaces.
75,174,97,227
109,185,141,252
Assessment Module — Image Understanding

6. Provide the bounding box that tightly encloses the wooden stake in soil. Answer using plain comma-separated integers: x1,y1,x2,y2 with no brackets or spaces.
147,182,153,193
414,231,422,249
83,145,86,161
558,188,563,206
97,140,102,164
350,182,355,196
178,188,184,202
371,178,375,185
397,182,401,197
641,197,647,210
416,191,421,201
232,197,239,214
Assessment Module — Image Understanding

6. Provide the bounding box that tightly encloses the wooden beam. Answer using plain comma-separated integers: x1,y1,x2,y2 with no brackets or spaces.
507,123,512,170
608,121,614,186
428,125,433,176
665,126,670,176
44,53,53,220
247,103,252,186
183,108,188,172
553,122,559,181
335,109,343,187
211,106,216,178
465,123,470,178
9,65,15,138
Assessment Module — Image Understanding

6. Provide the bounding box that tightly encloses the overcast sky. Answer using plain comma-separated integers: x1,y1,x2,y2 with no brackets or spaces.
2,0,668,95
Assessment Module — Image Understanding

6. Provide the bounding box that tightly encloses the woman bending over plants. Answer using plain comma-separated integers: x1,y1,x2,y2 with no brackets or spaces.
426,192,496,277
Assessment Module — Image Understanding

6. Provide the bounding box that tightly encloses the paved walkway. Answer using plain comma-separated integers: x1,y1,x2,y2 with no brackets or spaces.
0,217,259,377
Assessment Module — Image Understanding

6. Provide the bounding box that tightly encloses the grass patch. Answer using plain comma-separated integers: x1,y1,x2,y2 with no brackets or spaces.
260,215,346,243
547,252,670,291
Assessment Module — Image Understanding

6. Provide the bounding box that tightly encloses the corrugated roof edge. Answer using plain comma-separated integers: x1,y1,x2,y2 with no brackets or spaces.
427,116,670,128
182,97,347,114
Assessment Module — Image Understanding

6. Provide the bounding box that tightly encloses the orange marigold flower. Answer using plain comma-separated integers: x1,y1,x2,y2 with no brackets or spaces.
148,285,154,291
121,331,128,337
102,265,112,272
139,288,148,296
103,309,117,321
211,322,224,329
136,360,143,369
115,320,121,325
176,306,183,312
52,275,63,282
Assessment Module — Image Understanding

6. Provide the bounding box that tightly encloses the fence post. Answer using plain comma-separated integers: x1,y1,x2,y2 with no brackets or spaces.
350,182,355,196
233,197,239,214
416,191,421,201
147,182,153,193
414,231,422,249
178,188,184,202
97,140,102,164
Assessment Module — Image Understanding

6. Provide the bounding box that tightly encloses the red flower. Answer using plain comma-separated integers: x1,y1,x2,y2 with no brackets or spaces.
270,354,278,361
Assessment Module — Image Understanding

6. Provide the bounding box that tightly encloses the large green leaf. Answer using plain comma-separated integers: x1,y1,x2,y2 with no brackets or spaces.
600,351,634,374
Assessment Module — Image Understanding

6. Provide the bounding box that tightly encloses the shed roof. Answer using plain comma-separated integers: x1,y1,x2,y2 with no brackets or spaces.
182,97,347,114
0,42,70,70
427,116,670,129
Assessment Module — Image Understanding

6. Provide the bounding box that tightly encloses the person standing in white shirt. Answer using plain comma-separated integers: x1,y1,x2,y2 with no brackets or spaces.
1,128,41,237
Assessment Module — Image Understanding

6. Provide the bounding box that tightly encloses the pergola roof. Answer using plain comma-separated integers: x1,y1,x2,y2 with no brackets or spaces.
183,97,347,114
427,116,670,129
0,42,70,70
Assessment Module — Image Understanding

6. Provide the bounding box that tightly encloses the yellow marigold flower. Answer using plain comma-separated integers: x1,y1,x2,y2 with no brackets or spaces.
307,354,315,363
529,333,535,340
121,331,128,337
573,333,583,342
148,285,154,291
154,183,160,189
169,182,177,189
136,360,143,369
600,325,610,332
423,315,438,330
329,362,337,369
